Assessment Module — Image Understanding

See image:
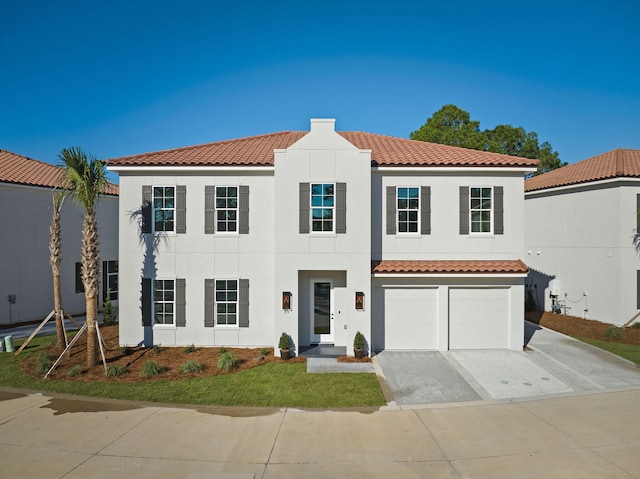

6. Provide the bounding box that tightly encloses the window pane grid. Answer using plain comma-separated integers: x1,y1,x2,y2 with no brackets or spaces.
311,183,334,232
153,187,175,232
216,187,238,232
470,187,492,233
153,279,174,325
216,280,238,325
397,187,420,233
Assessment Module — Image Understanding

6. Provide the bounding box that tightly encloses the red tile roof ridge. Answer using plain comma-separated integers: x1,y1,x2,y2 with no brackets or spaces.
525,148,640,192
371,259,529,274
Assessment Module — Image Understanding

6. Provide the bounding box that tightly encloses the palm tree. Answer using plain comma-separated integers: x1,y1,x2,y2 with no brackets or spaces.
58,147,107,368
49,191,67,349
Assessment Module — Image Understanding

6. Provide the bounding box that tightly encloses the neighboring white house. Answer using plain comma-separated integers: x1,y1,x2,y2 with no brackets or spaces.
108,119,537,353
524,148,640,326
0,149,119,325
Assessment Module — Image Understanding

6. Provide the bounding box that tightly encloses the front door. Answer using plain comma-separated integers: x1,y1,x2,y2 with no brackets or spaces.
311,279,334,343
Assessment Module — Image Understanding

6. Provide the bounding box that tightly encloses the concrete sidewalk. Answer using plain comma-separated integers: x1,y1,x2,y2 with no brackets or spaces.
1,388,638,478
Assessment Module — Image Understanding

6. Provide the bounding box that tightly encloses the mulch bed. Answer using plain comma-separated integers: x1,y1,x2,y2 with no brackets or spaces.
21,325,305,382
526,310,640,346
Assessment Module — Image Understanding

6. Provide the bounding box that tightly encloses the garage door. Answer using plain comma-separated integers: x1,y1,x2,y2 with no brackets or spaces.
449,288,509,349
384,288,438,349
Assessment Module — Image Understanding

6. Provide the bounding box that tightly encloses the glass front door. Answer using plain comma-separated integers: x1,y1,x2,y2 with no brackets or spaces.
311,280,333,343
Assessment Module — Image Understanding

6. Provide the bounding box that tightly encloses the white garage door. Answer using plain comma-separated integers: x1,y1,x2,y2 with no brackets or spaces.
449,288,509,349
384,288,438,349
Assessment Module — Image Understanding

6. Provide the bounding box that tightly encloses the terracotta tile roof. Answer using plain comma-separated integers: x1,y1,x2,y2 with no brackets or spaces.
525,148,640,192
371,259,529,275
0,149,119,195
107,130,539,169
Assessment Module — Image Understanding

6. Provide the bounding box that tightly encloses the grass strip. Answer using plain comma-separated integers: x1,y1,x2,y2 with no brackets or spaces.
574,336,640,365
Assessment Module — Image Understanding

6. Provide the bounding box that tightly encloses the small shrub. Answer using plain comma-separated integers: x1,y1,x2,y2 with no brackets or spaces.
217,351,236,371
105,364,127,377
67,365,83,377
152,344,162,354
219,346,227,354
34,351,53,374
140,360,165,377
184,344,196,354
259,347,269,356
604,327,622,339
120,346,131,356
353,331,366,350
102,291,117,326
180,360,204,373
278,332,291,350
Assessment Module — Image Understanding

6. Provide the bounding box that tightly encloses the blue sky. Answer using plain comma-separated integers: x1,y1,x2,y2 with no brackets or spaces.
1,0,639,183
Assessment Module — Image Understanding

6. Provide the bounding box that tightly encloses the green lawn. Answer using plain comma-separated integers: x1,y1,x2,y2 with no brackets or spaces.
575,336,640,365
0,335,386,408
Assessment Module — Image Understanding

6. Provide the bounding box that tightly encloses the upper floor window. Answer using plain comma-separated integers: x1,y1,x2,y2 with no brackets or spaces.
153,186,175,232
397,187,420,233
470,187,492,233
103,260,118,302
311,183,335,232
154,279,174,325
216,187,238,233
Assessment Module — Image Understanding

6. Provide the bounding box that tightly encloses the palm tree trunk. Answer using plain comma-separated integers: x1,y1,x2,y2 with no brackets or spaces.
82,212,100,368
49,193,65,349
53,273,64,349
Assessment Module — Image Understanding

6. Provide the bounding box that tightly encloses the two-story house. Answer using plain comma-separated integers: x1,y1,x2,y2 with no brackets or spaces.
108,119,537,354
0,149,119,325
525,148,640,327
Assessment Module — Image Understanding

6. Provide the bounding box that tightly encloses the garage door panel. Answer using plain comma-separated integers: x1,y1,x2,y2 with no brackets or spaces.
450,288,509,350
384,288,438,350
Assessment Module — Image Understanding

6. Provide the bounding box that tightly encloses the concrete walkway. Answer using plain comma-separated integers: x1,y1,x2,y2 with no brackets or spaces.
1,388,639,478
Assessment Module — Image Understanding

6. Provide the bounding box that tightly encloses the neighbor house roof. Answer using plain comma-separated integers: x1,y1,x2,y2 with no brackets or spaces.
0,148,119,195
525,148,640,192
107,131,540,169
371,259,529,275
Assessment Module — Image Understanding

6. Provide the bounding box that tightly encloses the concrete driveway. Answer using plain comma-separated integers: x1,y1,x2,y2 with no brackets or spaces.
375,321,640,406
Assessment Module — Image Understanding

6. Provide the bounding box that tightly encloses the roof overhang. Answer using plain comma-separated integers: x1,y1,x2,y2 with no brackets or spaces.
371,259,529,278
525,177,640,196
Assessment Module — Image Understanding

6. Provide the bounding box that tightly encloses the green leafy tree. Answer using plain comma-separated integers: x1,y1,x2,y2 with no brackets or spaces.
412,105,566,175
410,104,486,150
58,147,108,368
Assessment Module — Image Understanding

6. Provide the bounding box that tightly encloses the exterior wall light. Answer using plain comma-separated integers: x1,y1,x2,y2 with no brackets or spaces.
282,291,292,311
355,291,364,310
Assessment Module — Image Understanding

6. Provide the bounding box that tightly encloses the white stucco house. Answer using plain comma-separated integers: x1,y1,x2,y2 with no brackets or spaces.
0,149,119,326
108,119,537,354
524,148,640,327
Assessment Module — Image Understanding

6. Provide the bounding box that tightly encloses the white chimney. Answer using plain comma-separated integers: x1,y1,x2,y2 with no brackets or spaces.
309,118,336,132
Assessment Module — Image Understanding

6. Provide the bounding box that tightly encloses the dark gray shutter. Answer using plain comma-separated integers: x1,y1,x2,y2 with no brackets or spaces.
176,279,186,327
141,278,152,327
421,186,431,235
386,186,396,235
239,185,249,234
637,194,640,231
176,185,186,234
239,279,249,328
142,185,152,234
494,186,504,235
205,186,215,234
637,271,640,310
102,261,108,303
204,279,215,327
299,183,310,234
336,182,346,234
459,186,469,235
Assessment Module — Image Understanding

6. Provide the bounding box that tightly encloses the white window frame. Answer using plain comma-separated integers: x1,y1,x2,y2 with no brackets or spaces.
152,186,176,234
105,260,118,301
469,186,493,234
215,186,239,234
310,182,335,233
215,279,238,327
396,186,420,234
153,279,175,327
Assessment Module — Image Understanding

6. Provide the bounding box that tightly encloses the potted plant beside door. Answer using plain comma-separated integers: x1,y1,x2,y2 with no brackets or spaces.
353,331,366,359
279,332,292,360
